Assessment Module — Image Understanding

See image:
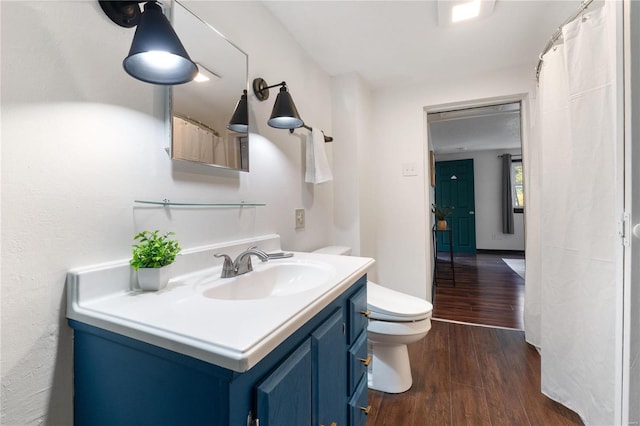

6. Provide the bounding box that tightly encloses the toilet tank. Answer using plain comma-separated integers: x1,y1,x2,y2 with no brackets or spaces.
313,246,352,256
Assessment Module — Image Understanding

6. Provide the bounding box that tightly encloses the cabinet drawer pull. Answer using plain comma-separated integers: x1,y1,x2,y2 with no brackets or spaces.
358,356,371,367
320,423,337,426
360,309,371,318
359,405,372,415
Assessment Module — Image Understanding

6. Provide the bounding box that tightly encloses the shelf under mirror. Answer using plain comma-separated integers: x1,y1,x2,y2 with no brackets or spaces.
134,200,265,207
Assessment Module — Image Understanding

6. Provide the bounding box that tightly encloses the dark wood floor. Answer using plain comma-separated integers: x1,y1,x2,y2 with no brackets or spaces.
432,251,525,330
366,320,583,426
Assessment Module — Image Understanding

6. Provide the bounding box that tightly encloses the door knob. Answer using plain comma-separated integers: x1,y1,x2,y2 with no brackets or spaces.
633,224,640,239
469,211,475,215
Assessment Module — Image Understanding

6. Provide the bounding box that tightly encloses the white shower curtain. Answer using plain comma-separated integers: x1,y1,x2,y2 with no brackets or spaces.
524,2,621,424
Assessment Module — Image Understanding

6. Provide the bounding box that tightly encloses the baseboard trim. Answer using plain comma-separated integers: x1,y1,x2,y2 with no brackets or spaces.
476,249,525,256
431,317,524,331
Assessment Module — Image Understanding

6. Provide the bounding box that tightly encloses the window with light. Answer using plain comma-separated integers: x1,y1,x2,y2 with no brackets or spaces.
512,160,524,212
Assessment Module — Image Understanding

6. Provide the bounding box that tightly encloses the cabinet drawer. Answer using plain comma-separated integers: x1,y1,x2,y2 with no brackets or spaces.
348,377,369,426
348,331,368,395
348,285,368,345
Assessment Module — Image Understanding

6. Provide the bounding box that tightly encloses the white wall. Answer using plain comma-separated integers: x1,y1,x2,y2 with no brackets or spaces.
625,0,640,422
436,149,525,251
368,66,535,300
331,73,375,265
0,1,337,424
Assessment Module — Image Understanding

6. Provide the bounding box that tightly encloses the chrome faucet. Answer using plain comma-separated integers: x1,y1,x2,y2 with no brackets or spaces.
233,247,269,275
214,246,270,278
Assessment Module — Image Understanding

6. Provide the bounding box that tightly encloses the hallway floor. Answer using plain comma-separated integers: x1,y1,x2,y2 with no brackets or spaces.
366,320,583,426
432,251,525,329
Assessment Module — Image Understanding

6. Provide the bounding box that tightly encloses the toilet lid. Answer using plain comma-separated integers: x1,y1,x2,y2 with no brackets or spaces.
367,281,433,321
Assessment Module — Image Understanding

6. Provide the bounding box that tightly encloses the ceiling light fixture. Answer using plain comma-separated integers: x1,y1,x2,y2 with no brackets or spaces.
100,1,198,85
252,78,303,130
436,0,495,26
451,0,481,23
193,63,220,83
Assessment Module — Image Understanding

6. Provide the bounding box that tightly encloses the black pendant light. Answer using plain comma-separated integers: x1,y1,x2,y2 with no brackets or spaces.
227,90,248,133
268,85,303,129
100,1,198,85
252,78,303,130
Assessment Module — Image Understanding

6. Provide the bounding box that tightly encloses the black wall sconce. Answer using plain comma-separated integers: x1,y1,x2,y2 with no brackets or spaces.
99,1,198,85
252,78,303,129
227,90,248,133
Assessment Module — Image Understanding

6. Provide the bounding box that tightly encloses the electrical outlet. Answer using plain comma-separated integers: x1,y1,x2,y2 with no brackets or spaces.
295,208,305,229
402,162,418,176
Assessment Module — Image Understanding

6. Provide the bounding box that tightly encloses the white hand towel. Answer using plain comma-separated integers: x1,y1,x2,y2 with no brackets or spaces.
305,128,333,184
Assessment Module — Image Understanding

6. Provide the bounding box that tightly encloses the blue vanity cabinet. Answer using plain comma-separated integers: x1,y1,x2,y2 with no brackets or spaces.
256,309,347,426
347,284,371,421
256,339,313,425
349,332,368,395
312,310,348,426
69,275,368,426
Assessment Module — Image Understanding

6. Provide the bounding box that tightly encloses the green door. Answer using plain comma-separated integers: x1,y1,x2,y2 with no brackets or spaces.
435,159,476,253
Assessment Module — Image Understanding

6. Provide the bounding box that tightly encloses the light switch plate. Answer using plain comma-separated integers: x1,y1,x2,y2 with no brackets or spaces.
295,208,305,229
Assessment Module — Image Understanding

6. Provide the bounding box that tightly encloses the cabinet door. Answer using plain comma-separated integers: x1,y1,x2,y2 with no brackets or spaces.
312,309,347,426
256,339,312,426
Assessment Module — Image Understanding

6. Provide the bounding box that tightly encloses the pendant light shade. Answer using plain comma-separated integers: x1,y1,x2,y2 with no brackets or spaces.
252,78,304,130
267,85,303,129
251,77,334,142
227,90,248,133
120,2,198,85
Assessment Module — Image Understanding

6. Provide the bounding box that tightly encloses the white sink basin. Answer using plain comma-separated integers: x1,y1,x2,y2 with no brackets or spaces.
67,234,376,372
201,261,337,300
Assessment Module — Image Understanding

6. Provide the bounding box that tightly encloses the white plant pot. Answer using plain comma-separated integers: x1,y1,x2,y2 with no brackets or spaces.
137,265,172,291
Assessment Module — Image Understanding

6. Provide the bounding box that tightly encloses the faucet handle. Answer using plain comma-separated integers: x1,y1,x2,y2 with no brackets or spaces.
214,253,235,278
214,253,232,261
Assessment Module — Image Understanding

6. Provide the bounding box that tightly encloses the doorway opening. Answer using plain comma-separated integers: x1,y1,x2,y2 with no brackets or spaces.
427,100,526,329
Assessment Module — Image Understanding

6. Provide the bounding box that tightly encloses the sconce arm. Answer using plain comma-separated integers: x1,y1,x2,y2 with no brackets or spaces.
253,78,287,101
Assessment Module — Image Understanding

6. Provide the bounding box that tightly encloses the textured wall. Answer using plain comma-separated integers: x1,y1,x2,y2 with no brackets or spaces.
1,1,336,424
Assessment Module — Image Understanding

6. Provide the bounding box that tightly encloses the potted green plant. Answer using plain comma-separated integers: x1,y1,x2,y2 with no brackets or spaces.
432,204,454,230
130,230,181,291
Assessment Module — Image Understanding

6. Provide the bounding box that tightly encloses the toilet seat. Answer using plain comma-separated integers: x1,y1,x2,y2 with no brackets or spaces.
368,316,432,338
367,281,433,322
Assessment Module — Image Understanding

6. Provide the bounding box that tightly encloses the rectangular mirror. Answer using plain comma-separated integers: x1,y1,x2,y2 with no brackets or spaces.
170,1,249,171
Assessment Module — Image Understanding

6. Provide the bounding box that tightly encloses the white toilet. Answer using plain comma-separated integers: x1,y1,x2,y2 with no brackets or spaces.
313,246,433,394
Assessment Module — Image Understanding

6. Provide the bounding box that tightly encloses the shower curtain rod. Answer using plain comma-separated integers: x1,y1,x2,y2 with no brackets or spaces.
535,0,595,81
174,113,220,137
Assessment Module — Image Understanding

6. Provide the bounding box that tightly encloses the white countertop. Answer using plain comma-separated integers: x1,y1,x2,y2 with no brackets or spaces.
66,235,374,372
